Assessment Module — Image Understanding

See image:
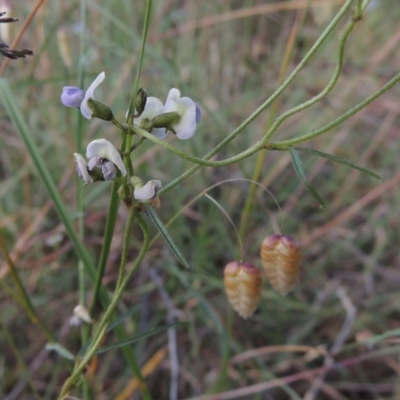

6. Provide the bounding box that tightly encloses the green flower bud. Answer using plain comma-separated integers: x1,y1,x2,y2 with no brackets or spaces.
87,98,114,121
135,88,147,117
150,111,180,133
129,176,145,189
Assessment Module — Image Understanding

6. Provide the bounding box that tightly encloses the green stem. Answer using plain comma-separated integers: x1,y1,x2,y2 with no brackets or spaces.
58,214,150,399
76,6,88,372
158,0,353,195
270,71,400,148
260,16,357,145
239,2,310,240
89,184,120,315
116,205,136,290
124,0,153,169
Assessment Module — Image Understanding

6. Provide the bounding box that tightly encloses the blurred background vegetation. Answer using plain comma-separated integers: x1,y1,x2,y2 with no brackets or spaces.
1,0,400,399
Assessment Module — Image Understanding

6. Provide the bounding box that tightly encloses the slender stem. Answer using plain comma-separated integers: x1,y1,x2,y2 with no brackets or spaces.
116,205,136,290
271,71,400,148
134,4,369,176
239,4,308,240
124,0,153,171
158,0,353,195
89,185,120,315
58,214,150,399
261,18,356,145
75,8,90,397
203,194,243,261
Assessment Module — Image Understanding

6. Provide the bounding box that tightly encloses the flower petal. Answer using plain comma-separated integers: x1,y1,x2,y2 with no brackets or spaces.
61,86,85,107
162,88,197,140
134,97,167,139
101,160,117,180
135,97,163,123
73,305,93,324
195,103,202,124
73,153,93,184
80,71,106,119
152,128,168,139
86,139,127,176
134,180,162,201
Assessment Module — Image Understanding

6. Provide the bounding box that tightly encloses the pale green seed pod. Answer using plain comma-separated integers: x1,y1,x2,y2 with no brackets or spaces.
260,234,302,295
224,261,262,319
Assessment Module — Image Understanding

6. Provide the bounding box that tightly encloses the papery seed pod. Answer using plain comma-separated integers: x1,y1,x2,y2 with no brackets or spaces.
260,234,302,296
224,261,262,319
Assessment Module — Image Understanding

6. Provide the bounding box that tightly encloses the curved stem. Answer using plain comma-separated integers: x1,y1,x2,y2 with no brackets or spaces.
133,124,262,167
203,193,243,261
157,0,353,194
133,14,357,169
271,70,400,148
261,17,357,145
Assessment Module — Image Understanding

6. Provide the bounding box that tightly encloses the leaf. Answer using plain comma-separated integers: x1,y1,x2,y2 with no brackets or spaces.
289,147,324,207
106,305,141,333
295,146,381,180
94,322,187,355
146,205,190,269
79,306,142,356
45,343,75,360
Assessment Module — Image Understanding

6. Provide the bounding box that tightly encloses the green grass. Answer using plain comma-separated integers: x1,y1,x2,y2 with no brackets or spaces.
1,0,400,399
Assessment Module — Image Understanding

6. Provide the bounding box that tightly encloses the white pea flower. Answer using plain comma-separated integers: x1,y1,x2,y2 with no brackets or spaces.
73,153,93,185
161,88,201,140
134,97,167,139
61,71,105,120
134,180,162,201
70,304,93,326
86,139,127,177
73,305,93,324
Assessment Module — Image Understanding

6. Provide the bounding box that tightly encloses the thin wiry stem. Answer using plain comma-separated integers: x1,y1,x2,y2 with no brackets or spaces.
58,214,150,399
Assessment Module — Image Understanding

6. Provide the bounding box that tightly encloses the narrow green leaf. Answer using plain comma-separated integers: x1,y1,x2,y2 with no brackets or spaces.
106,305,141,333
146,205,190,269
94,322,187,355
295,146,381,180
45,343,75,361
79,306,141,356
289,147,324,206
0,79,95,280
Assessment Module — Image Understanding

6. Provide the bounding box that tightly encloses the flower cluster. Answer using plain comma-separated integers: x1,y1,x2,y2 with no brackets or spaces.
62,72,201,202
61,71,201,139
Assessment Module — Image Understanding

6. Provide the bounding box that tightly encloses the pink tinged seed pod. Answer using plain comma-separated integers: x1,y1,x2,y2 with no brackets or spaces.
260,234,302,296
224,261,262,319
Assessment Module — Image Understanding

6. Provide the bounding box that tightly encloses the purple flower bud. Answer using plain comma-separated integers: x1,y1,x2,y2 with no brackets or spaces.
61,86,85,108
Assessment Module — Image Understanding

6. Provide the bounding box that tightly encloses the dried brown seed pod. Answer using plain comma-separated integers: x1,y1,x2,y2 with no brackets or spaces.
223,261,262,319
260,234,302,295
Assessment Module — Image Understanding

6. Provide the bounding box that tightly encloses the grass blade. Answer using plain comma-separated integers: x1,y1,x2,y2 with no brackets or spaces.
0,78,95,279
295,146,381,179
146,205,190,269
289,147,324,207
45,343,75,361
94,322,186,355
